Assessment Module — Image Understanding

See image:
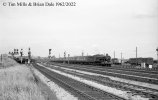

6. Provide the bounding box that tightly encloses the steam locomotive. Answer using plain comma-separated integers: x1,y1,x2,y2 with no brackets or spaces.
51,54,111,66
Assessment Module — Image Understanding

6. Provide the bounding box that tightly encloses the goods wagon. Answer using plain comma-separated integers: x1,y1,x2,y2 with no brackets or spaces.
129,57,153,66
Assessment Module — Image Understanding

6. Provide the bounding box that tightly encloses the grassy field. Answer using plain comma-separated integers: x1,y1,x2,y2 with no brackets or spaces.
0,55,56,100
0,55,17,68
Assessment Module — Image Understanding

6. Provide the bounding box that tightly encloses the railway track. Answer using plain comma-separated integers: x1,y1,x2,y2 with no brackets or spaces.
82,64,158,74
63,67,158,99
112,65,158,74
66,64,158,79
40,63,158,100
50,63,158,78
48,62,158,85
33,63,125,100
50,62,158,74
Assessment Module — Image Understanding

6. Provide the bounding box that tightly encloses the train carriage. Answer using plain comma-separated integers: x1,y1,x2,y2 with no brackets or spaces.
52,54,111,66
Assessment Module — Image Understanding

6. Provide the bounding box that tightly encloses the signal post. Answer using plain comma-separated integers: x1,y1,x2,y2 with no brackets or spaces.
20,49,23,63
28,48,31,65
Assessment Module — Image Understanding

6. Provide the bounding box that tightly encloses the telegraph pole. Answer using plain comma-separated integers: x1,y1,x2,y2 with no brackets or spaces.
156,47,158,63
121,52,122,64
136,46,137,65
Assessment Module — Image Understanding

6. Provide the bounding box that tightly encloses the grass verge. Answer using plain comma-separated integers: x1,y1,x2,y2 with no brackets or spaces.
0,55,58,100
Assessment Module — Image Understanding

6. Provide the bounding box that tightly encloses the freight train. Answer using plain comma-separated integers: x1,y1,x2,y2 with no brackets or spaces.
51,54,111,66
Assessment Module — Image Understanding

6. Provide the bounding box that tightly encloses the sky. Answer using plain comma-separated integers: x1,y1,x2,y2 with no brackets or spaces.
0,0,158,59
